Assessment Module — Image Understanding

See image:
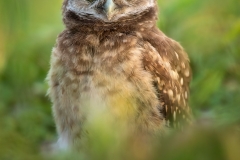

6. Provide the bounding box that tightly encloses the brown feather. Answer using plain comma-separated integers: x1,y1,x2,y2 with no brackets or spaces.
47,0,192,149
141,27,192,127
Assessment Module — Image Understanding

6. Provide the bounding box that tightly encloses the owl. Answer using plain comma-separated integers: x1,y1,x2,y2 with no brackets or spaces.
47,0,191,150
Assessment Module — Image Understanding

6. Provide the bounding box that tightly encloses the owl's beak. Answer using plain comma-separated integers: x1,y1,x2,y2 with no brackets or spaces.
103,0,116,19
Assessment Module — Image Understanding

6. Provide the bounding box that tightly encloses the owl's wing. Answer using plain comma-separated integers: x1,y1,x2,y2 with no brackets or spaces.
141,28,192,128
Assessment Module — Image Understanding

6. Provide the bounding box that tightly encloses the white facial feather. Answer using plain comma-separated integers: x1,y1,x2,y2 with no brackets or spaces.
66,0,156,22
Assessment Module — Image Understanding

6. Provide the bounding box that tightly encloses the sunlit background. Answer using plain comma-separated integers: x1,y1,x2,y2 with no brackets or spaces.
0,0,239,159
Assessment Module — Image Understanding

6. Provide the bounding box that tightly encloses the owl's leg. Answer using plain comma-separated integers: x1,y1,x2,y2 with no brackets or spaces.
56,128,71,150
52,102,73,150
49,79,83,150
52,100,83,150
47,49,85,150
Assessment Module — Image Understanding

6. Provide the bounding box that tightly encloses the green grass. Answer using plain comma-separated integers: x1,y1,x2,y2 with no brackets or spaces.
0,0,239,159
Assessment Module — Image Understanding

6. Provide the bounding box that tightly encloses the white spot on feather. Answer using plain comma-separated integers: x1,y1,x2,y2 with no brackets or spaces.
175,52,179,60
184,69,190,77
180,78,184,85
109,41,114,47
168,89,173,98
176,94,181,102
66,72,75,80
68,47,74,53
170,70,179,79
185,91,188,99
181,62,185,69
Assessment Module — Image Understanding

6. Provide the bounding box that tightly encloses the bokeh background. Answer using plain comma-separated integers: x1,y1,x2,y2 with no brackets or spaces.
0,0,239,160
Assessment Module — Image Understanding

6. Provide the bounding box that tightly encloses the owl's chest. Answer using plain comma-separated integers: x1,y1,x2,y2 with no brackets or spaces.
64,43,146,120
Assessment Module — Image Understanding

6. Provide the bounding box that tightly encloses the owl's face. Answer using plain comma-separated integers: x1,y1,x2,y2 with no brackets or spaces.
64,0,156,23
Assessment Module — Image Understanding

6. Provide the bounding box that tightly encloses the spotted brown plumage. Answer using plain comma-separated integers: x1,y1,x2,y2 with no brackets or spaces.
47,0,191,149
141,28,192,128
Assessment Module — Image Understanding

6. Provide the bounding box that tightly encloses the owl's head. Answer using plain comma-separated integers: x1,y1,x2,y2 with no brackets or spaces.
62,0,158,30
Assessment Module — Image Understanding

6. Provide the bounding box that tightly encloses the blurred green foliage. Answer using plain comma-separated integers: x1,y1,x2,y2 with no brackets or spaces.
0,0,239,160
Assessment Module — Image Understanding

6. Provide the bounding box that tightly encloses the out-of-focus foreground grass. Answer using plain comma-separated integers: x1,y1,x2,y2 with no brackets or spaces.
0,0,239,160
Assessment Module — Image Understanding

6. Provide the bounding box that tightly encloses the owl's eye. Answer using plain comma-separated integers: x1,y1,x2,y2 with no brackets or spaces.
86,0,96,3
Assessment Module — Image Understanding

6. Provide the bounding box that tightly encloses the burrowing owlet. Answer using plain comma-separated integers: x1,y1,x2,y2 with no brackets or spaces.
47,0,191,149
